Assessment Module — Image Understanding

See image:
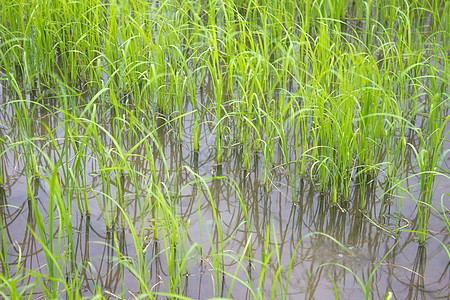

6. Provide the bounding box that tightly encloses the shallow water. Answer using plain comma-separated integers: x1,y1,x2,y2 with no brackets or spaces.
0,79,449,299
1,2,450,295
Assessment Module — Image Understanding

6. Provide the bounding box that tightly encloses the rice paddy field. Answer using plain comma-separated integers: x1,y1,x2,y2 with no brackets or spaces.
0,0,449,299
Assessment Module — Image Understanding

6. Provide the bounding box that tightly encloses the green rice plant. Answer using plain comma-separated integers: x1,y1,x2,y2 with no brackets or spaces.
102,127,197,298
379,164,450,246
110,189,194,298
65,92,109,215
197,176,226,295
83,113,153,229
21,165,75,298
0,241,34,299
206,57,225,163
168,45,203,149
9,105,40,199
409,115,450,244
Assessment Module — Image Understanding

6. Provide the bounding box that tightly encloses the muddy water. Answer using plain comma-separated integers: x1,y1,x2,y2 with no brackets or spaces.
0,78,449,300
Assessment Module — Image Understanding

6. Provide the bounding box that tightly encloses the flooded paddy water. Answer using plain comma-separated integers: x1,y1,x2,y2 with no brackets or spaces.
1,0,450,299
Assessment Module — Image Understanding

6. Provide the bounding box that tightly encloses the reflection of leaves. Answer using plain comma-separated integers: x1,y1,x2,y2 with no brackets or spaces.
309,241,399,300
362,212,410,239
379,262,424,279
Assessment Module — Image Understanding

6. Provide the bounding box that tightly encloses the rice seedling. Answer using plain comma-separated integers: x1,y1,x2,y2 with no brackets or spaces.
0,0,449,298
